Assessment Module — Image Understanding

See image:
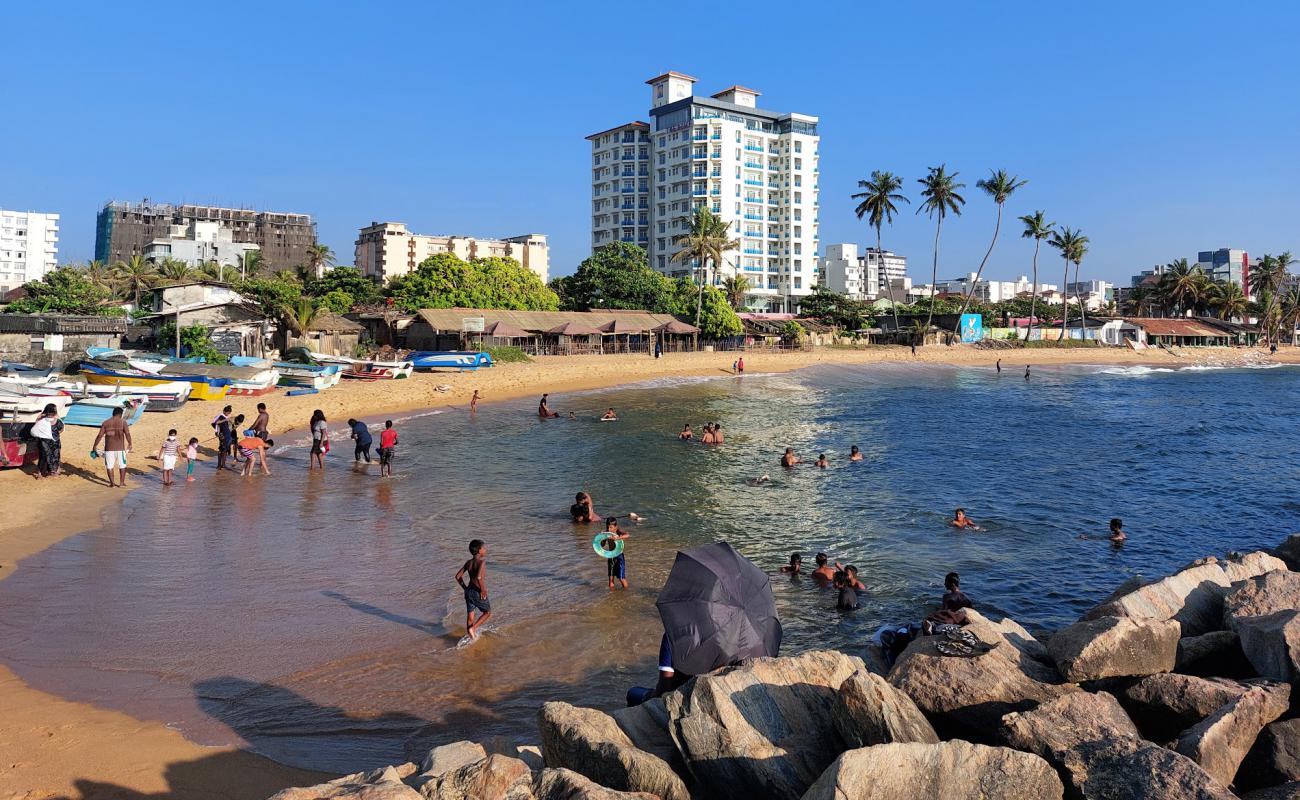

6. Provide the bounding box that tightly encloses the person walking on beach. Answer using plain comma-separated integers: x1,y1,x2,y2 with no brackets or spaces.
156,428,180,486
93,406,132,488
230,415,246,465
212,405,234,471
30,403,63,478
309,410,329,470
185,437,199,482
348,419,373,464
470,390,480,414
378,420,397,477
602,517,630,591
252,402,270,441
455,539,491,640
654,339,662,359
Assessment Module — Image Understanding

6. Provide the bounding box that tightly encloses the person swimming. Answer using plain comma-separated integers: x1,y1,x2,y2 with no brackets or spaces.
711,423,724,444
835,562,867,594
811,552,835,583
780,552,802,574
815,453,829,469
834,571,859,610
746,474,771,486
849,445,863,462
780,447,800,468
571,491,600,523
601,408,618,421
950,508,982,531
679,424,693,440
539,394,560,418
1109,517,1127,543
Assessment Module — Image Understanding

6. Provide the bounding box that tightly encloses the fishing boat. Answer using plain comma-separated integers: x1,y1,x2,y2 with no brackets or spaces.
408,351,495,371
63,396,148,427
0,390,73,423
229,356,341,391
308,352,414,380
158,362,280,396
0,362,59,385
82,381,190,411
80,362,231,401
0,418,36,468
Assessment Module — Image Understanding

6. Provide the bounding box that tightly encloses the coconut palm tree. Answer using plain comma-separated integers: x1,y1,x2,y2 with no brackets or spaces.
1281,285,1300,346
239,250,264,280
957,170,1026,321
199,260,226,281
1018,211,1054,343
82,259,112,288
916,165,966,335
1156,259,1204,317
671,206,739,325
112,255,159,308
157,258,195,283
722,274,751,310
281,295,321,338
1252,252,1295,344
305,244,335,279
851,170,910,334
1048,227,1087,340
1208,281,1247,321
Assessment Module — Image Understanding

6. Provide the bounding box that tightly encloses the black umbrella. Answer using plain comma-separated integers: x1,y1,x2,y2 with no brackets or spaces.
655,542,782,675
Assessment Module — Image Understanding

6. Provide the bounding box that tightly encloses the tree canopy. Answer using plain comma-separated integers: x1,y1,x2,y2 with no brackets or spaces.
389,253,559,312
306,266,380,307
551,243,680,313
4,267,122,316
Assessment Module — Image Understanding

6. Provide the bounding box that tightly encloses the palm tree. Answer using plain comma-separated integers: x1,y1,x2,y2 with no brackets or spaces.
281,296,321,338
305,244,335,279
1252,252,1295,344
157,258,194,283
1281,285,1300,346
112,255,159,308
1018,211,1054,343
670,206,739,325
1158,259,1203,317
957,170,1026,320
82,259,112,288
199,260,226,281
916,165,966,335
851,170,910,334
1048,228,1088,340
1208,281,1247,321
722,274,751,310
239,250,264,280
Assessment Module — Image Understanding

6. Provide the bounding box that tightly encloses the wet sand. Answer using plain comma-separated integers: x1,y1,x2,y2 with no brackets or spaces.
1,343,1292,797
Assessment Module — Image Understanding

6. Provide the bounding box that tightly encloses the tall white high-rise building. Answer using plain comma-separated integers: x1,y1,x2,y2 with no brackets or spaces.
0,209,59,294
590,72,819,311
587,122,651,251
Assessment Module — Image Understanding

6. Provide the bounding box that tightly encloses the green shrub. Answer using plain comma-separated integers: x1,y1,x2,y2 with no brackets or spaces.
484,345,531,363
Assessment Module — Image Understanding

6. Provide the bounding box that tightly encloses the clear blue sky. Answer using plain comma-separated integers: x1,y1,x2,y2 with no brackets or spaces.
4,2,1297,285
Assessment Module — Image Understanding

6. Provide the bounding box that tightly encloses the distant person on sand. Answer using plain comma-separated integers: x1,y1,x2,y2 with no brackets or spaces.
602,517,630,591
212,405,234,470
378,420,398,477
780,552,803,575
1109,518,1127,544
230,415,246,464
834,571,859,610
850,445,863,462
238,433,272,477
811,552,835,583
780,447,800,468
348,418,373,464
157,428,180,486
815,453,829,469
950,508,982,531
601,408,618,421
679,424,693,440
455,539,491,640
538,394,559,418
309,409,329,470
93,406,132,488
470,390,480,413
252,402,270,441
185,437,199,482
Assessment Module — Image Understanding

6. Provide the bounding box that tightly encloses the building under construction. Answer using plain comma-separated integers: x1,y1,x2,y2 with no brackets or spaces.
94,200,317,270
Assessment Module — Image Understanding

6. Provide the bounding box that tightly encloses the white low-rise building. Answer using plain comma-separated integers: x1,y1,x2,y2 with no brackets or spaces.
143,220,260,269
820,244,906,301
354,222,549,284
0,208,59,294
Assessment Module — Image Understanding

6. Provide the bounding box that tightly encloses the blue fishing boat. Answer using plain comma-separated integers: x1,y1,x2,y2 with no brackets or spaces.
408,351,495,371
63,396,148,427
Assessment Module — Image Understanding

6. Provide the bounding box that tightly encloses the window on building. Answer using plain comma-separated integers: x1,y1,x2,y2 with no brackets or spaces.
794,192,802,204
794,141,802,153
794,175,802,187
794,158,802,170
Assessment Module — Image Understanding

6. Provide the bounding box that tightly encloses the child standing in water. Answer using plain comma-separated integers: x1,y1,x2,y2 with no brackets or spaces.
455,539,491,640
378,420,397,477
157,429,180,486
185,437,199,482
602,517,630,591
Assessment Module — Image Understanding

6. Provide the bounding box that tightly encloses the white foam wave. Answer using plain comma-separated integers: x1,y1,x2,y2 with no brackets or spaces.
1098,366,1177,376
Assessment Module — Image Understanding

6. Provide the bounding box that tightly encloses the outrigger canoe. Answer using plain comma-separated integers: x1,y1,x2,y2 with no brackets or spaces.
80,362,231,401
408,351,495,371
307,352,414,380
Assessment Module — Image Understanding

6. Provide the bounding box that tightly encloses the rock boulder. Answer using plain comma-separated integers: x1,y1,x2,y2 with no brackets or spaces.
801,741,1064,800
664,649,862,800
1225,570,1300,683
1243,782,1300,800
538,702,688,800
964,609,1061,683
1047,616,1181,682
889,634,1075,742
831,669,938,749
421,741,490,780
421,754,534,800
1273,534,1300,572
269,765,424,800
531,769,656,800
1238,718,1300,792
1176,630,1255,678
610,697,682,773
1116,673,1253,742
1174,682,1292,786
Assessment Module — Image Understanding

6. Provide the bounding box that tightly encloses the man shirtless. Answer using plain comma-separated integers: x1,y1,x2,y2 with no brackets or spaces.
780,447,800,468
950,508,982,531
811,552,836,584
538,394,559,418
455,539,491,640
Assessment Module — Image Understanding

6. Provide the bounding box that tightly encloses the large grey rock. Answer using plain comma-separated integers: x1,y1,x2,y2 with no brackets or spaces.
831,669,938,749
421,741,490,779
531,769,656,800
421,754,534,800
269,765,424,800
1083,551,1285,635
965,609,1061,682
610,697,682,773
889,634,1075,742
1176,630,1255,678
1047,616,1181,681
1175,682,1292,786
1239,719,1300,791
538,701,687,800
1274,534,1300,571
999,690,1235,799
800,741,1064,800
1244,782,1300,800
1117,673,1253,741
1226,570,1300,682
664,649,862,800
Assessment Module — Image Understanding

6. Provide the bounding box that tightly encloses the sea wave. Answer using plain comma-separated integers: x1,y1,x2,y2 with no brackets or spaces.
1097,366,1177,376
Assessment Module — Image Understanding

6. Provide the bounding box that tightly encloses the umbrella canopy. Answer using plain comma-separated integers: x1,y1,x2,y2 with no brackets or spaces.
599,318,647,334
655,542,782,675
547,321,604,337
481,320,534,338
653,319,701,335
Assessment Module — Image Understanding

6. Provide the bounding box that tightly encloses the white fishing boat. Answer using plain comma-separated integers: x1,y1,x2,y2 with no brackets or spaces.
0,390,72,423
309,352,414,380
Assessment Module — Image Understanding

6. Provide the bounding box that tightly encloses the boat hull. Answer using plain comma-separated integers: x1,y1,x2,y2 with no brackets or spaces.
409,351,495,371
81,370,231,401
64,398,148,427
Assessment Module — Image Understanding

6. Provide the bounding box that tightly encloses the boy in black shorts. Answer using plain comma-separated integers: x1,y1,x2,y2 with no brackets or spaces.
602,516,630,591
455,539,491,639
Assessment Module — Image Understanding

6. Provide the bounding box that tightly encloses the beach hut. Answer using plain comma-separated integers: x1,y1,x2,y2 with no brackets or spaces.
283,311,365,357
546,321,604,355
478,320,539,354
653,319,700,353
598,318,650,354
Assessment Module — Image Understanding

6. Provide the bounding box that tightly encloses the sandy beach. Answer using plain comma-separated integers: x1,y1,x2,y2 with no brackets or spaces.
1,342,1294,799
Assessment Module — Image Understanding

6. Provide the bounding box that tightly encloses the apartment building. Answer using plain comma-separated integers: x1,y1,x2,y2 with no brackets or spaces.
354,222,549,284
0,209,59,294
590,72,819,311
95,200,316,270
587,122,650,251
1196,248,1250,293
820,244,907,300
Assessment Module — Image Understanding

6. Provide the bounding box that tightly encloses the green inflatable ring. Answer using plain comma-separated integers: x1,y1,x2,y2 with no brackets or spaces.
593,532,624,558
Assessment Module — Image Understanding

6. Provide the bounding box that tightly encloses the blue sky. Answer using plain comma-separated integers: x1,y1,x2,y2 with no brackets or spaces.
4,2,1298,285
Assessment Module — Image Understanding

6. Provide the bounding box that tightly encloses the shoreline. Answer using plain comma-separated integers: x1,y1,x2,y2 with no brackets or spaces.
2,343,1296,797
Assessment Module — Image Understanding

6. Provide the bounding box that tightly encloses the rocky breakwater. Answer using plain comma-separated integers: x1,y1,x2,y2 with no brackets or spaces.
268,536,1300,800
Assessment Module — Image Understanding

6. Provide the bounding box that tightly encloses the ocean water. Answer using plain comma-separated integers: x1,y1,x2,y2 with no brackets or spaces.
0,361,1297,773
